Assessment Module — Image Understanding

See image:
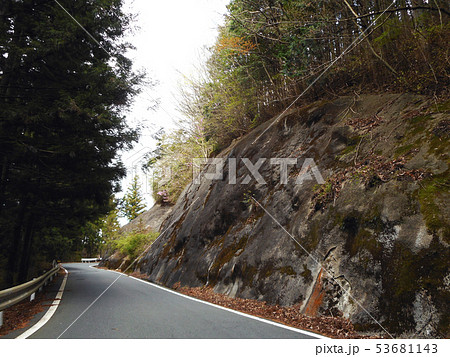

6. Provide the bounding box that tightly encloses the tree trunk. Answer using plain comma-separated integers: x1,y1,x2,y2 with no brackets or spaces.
18,215,35,283
0,156,8,215
6,196,28,286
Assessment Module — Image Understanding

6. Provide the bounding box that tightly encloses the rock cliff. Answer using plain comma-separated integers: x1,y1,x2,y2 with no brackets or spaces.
121,203,173,234
138,94,449,337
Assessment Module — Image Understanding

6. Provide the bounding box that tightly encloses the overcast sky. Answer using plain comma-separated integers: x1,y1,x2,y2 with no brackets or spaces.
118,0,229,212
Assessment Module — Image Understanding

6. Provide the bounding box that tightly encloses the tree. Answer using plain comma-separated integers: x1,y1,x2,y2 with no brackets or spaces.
102,203,121,242
0,0,145,287
121,175,146,221
81,220,104,258
145,119,212,205
98,199,122,255
174,0,449,153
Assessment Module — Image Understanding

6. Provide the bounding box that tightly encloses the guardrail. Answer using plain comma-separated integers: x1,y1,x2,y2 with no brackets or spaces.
81,257,101,263
0,264,60,328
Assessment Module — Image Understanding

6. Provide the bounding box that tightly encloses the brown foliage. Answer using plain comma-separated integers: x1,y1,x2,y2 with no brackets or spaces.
175,285,383,338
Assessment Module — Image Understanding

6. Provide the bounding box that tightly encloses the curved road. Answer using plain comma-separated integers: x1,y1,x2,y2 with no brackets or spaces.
23,263,319,339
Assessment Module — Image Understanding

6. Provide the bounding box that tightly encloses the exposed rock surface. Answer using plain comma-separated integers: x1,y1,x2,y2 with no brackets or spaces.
121,204,173,234
100,250,128,270
138,94,449,337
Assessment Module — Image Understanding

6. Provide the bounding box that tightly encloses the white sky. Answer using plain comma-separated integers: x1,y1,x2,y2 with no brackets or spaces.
117,0,229,215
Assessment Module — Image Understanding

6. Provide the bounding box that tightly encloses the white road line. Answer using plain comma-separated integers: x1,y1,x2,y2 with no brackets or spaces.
57,267,122,339
91,265,327,339
15,267,69,339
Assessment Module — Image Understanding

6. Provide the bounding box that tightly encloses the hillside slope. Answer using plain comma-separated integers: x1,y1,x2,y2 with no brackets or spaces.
120,204,173,234
137,93,449,337
100,204,173,270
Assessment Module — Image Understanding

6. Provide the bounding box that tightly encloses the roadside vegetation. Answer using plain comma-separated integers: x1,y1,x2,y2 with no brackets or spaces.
148,0,449,204
98,183,158,265
112,230,159,264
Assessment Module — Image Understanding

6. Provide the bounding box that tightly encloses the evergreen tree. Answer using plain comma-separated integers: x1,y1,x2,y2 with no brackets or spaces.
102,203,121,242
121,175,146,221
0,0,145,287
81,220,104,258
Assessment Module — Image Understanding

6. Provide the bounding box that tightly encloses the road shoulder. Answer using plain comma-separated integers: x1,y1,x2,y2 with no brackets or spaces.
0,268,67,339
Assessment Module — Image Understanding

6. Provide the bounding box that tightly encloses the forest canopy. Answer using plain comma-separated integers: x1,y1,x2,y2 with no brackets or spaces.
149,0,449,204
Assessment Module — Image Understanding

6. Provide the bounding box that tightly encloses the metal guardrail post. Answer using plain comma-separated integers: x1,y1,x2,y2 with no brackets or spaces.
0,265,60,314
0,263,61,329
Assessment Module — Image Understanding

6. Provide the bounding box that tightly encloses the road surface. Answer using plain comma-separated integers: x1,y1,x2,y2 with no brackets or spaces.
22,263,319,339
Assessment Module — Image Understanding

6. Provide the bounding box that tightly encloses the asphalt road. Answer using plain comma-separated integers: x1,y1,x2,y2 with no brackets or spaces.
24,263,318,339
